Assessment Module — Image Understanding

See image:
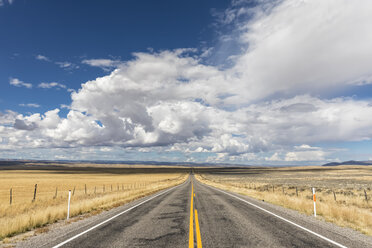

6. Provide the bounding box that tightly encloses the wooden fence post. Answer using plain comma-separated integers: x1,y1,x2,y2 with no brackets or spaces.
10,188,12,205
32,184,38,202
72,186,75,196
54,187,58,199
296,187,298,197
333,191,337,202
364,189,368,203
85,184,87,195
282,186,284,195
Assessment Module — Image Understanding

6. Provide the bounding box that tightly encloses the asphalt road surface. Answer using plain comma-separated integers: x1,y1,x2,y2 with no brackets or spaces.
23,176,370,248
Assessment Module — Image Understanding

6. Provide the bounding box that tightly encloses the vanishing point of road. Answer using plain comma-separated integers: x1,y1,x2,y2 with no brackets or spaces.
21,175,370,248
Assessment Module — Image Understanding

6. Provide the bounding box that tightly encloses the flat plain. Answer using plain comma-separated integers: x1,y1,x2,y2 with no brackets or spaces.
1,163,372,247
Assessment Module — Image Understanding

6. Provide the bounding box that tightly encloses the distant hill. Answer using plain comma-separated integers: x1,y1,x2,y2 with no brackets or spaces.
323,160,372,166
0,159,251,168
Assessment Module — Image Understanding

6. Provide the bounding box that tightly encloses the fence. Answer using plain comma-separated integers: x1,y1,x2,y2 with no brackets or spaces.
1,179,179,206
197,174,371,211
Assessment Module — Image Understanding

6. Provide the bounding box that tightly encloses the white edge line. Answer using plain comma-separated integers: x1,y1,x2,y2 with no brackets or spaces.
201,182,347,248
53,181,186,248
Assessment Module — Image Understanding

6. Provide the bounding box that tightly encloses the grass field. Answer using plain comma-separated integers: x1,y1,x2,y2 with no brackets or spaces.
0,165,188,240
195,165,372,236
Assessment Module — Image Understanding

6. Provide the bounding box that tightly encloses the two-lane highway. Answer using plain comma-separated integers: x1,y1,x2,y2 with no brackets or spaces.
25,175,370,248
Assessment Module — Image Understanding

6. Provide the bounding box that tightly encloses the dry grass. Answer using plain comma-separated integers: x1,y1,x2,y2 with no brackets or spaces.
0,168,187,240
195,165,372,236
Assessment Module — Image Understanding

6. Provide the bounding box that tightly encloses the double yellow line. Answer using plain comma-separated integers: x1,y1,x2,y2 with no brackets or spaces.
189,182,202,248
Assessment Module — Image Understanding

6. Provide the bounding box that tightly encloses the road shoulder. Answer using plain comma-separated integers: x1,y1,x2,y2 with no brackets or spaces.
197,179,372,248
1,181,186,248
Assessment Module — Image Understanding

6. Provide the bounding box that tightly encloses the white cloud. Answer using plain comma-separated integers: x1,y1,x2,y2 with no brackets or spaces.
5,55,372,158
19,103,40,108
285,150,326,162
55,62,71,68
266,144,327,162
0,110,18,125
100,147,112,152
228,0,372,102
82,58,122,70
35,55,50,61
265,152,281,161
55,61,79,70
34,54,78,70
60,104,70,109
38,82,66,89
294,144,320,150
9,78,32,88
4,47,372,161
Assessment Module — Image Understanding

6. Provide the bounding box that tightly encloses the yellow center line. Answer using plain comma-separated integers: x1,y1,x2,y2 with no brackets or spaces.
189,182,194,248
194,209,202,248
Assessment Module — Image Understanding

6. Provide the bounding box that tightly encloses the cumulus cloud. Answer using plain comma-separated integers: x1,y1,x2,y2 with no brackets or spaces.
9,78,32,88
14,119,38,131
245,0,372,95
265,152,281,161
4,60,372,159
285,150,326,162
3,0,372,163
38,82,67,89
283,144,326,162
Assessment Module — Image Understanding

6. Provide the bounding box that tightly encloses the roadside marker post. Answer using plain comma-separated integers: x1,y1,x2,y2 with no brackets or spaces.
67,190,71,220
312,187,316,217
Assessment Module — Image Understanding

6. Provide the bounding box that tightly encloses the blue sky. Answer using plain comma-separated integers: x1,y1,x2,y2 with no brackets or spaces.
2,0,372,165
1,0,228,114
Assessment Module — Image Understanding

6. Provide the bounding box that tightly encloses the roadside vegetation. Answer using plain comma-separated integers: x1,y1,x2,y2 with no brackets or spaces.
195,165,372,236
0,167,187,240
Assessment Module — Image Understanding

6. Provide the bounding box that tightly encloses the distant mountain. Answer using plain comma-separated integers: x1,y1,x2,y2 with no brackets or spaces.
323,160,372,166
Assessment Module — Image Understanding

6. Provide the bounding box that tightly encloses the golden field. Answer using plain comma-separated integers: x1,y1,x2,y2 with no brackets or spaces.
0,166,188,240
195,165,372,236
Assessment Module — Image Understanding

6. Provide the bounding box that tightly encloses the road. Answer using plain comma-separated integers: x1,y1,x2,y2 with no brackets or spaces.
20,176,370,248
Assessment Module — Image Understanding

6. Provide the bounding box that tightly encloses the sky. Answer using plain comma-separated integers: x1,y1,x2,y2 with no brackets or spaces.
2,0,372,165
